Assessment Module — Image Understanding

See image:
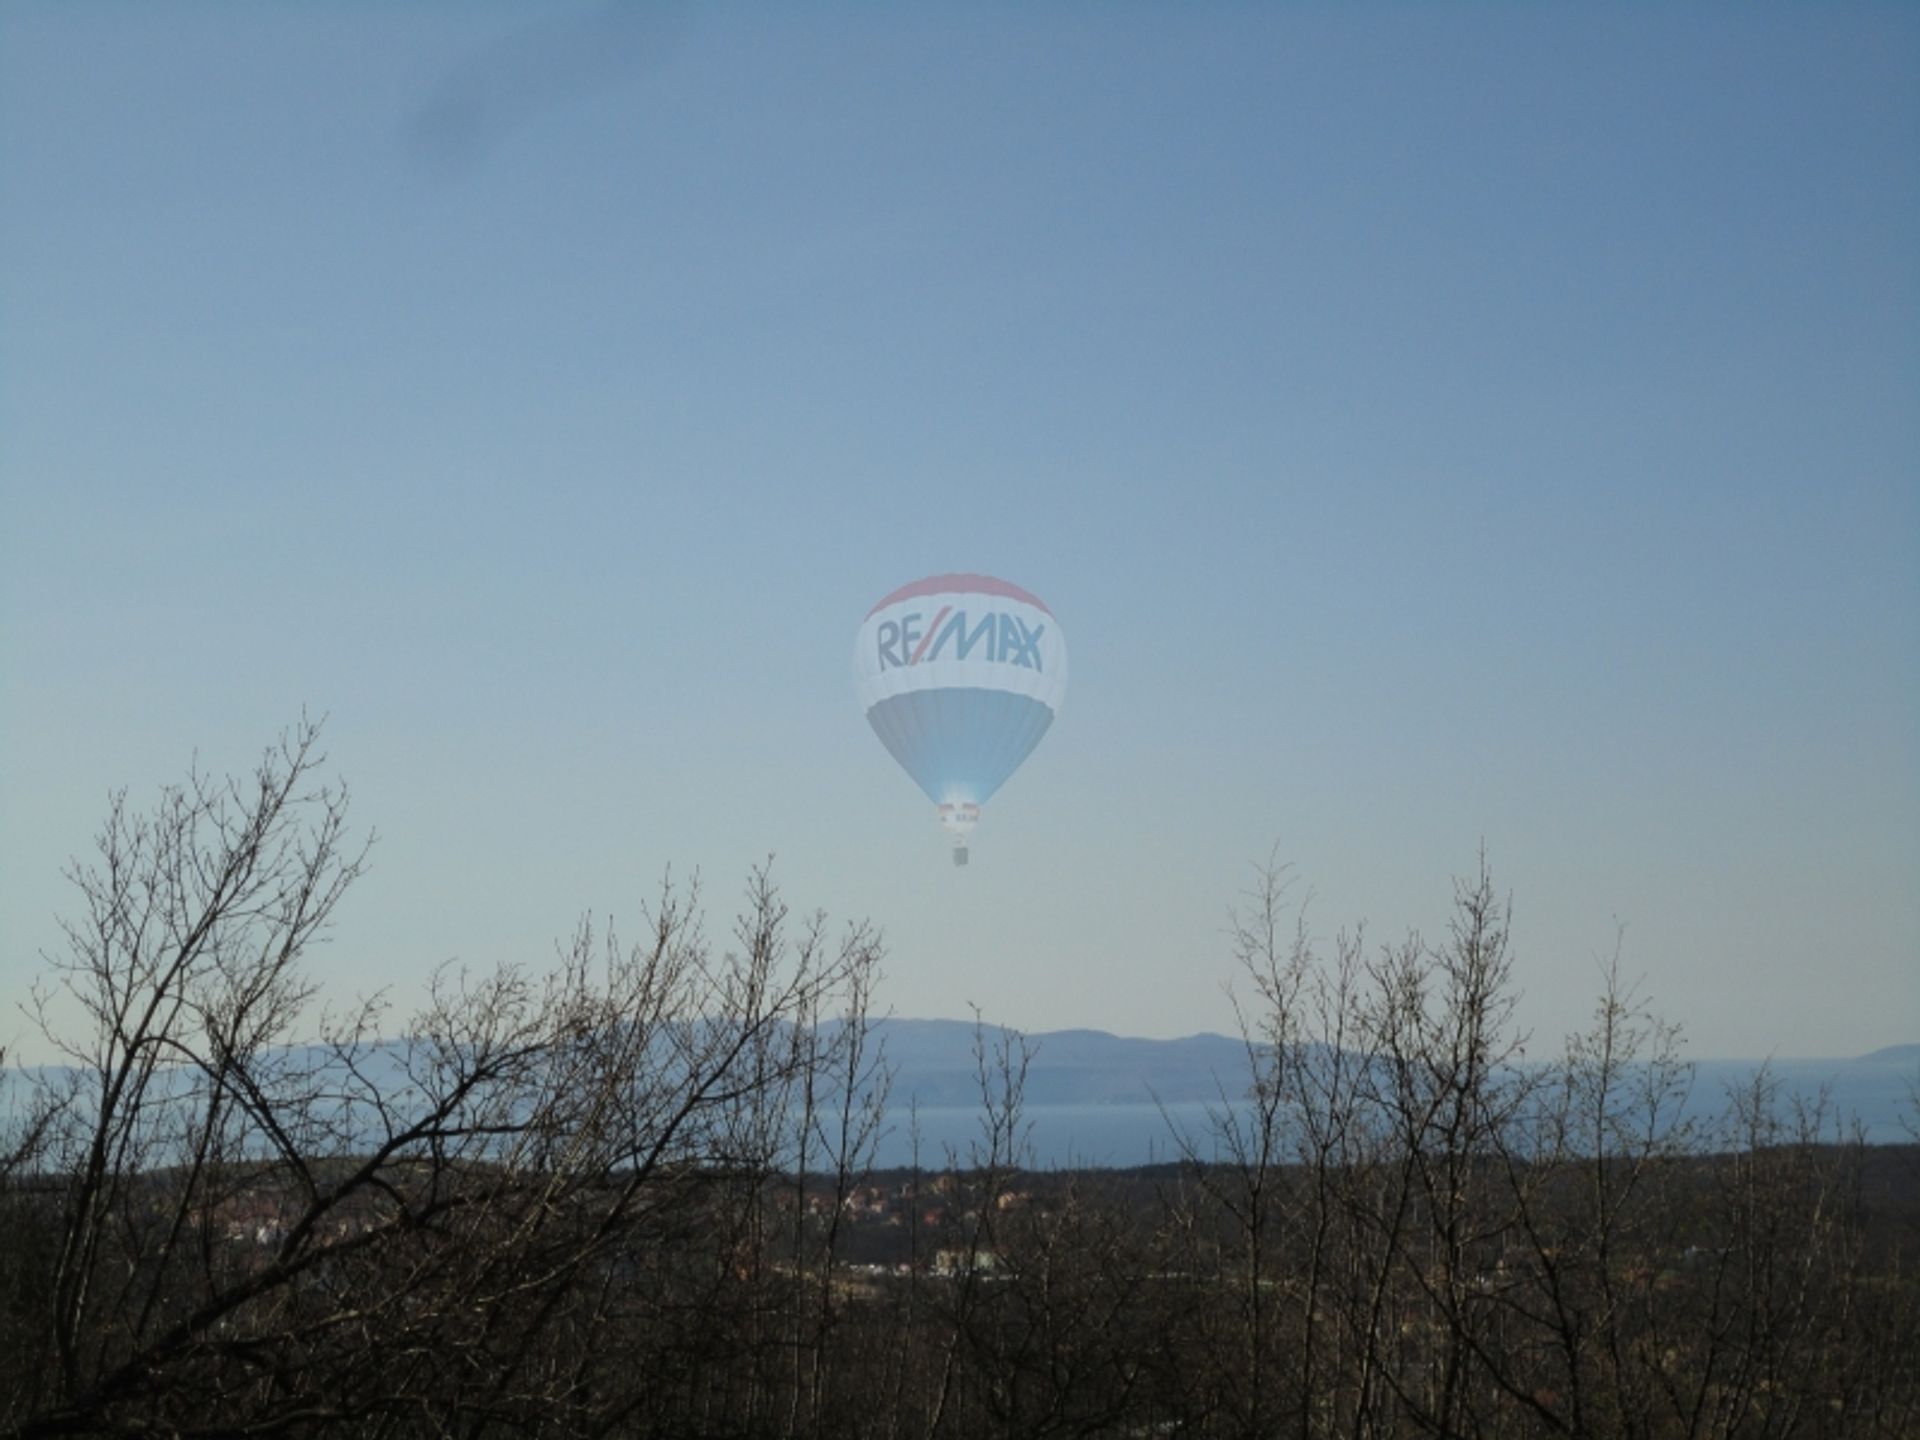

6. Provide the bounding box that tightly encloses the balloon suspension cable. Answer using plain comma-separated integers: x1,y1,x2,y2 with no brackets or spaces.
937,800,980,867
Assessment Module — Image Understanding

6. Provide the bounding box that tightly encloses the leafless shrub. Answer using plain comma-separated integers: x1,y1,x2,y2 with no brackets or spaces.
1,722,883,1439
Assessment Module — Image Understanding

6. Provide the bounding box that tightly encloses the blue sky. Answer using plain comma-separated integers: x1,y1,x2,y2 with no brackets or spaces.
3,2,1915,1060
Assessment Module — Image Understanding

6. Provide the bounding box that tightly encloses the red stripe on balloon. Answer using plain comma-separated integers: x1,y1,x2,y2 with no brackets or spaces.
866,573,1053,619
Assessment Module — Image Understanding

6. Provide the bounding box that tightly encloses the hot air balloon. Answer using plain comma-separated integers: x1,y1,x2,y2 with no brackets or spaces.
854,574,1067,864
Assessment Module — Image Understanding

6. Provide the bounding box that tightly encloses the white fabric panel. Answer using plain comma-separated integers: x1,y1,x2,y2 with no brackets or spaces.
854,590,1068,715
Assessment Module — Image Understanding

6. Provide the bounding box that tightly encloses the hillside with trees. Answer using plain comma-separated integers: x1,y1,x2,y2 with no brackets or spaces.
3,727,1915,1438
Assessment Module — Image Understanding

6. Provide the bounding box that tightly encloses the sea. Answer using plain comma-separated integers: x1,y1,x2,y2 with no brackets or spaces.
872,1058,1917,1170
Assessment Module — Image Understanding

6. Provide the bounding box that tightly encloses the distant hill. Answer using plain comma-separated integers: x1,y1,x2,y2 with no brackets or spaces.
866,1019,1256,1107
7,1024,1914,1167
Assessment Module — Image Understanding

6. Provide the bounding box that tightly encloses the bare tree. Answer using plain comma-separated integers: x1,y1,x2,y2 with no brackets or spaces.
2,722,883,1439
8,757,1916,1440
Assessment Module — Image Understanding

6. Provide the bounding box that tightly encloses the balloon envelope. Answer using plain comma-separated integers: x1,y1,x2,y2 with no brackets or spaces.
854,574,1067,859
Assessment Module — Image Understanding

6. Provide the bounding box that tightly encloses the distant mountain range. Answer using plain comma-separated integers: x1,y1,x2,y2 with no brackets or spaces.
865,1018,1919,1106
857,1019,1258,1107
5,1021,1912,1168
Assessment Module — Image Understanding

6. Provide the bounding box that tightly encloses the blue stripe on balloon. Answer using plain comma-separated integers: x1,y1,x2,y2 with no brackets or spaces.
864,688,1056,808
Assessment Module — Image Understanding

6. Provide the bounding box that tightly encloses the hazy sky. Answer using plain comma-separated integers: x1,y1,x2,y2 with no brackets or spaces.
3,2,1915,1062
